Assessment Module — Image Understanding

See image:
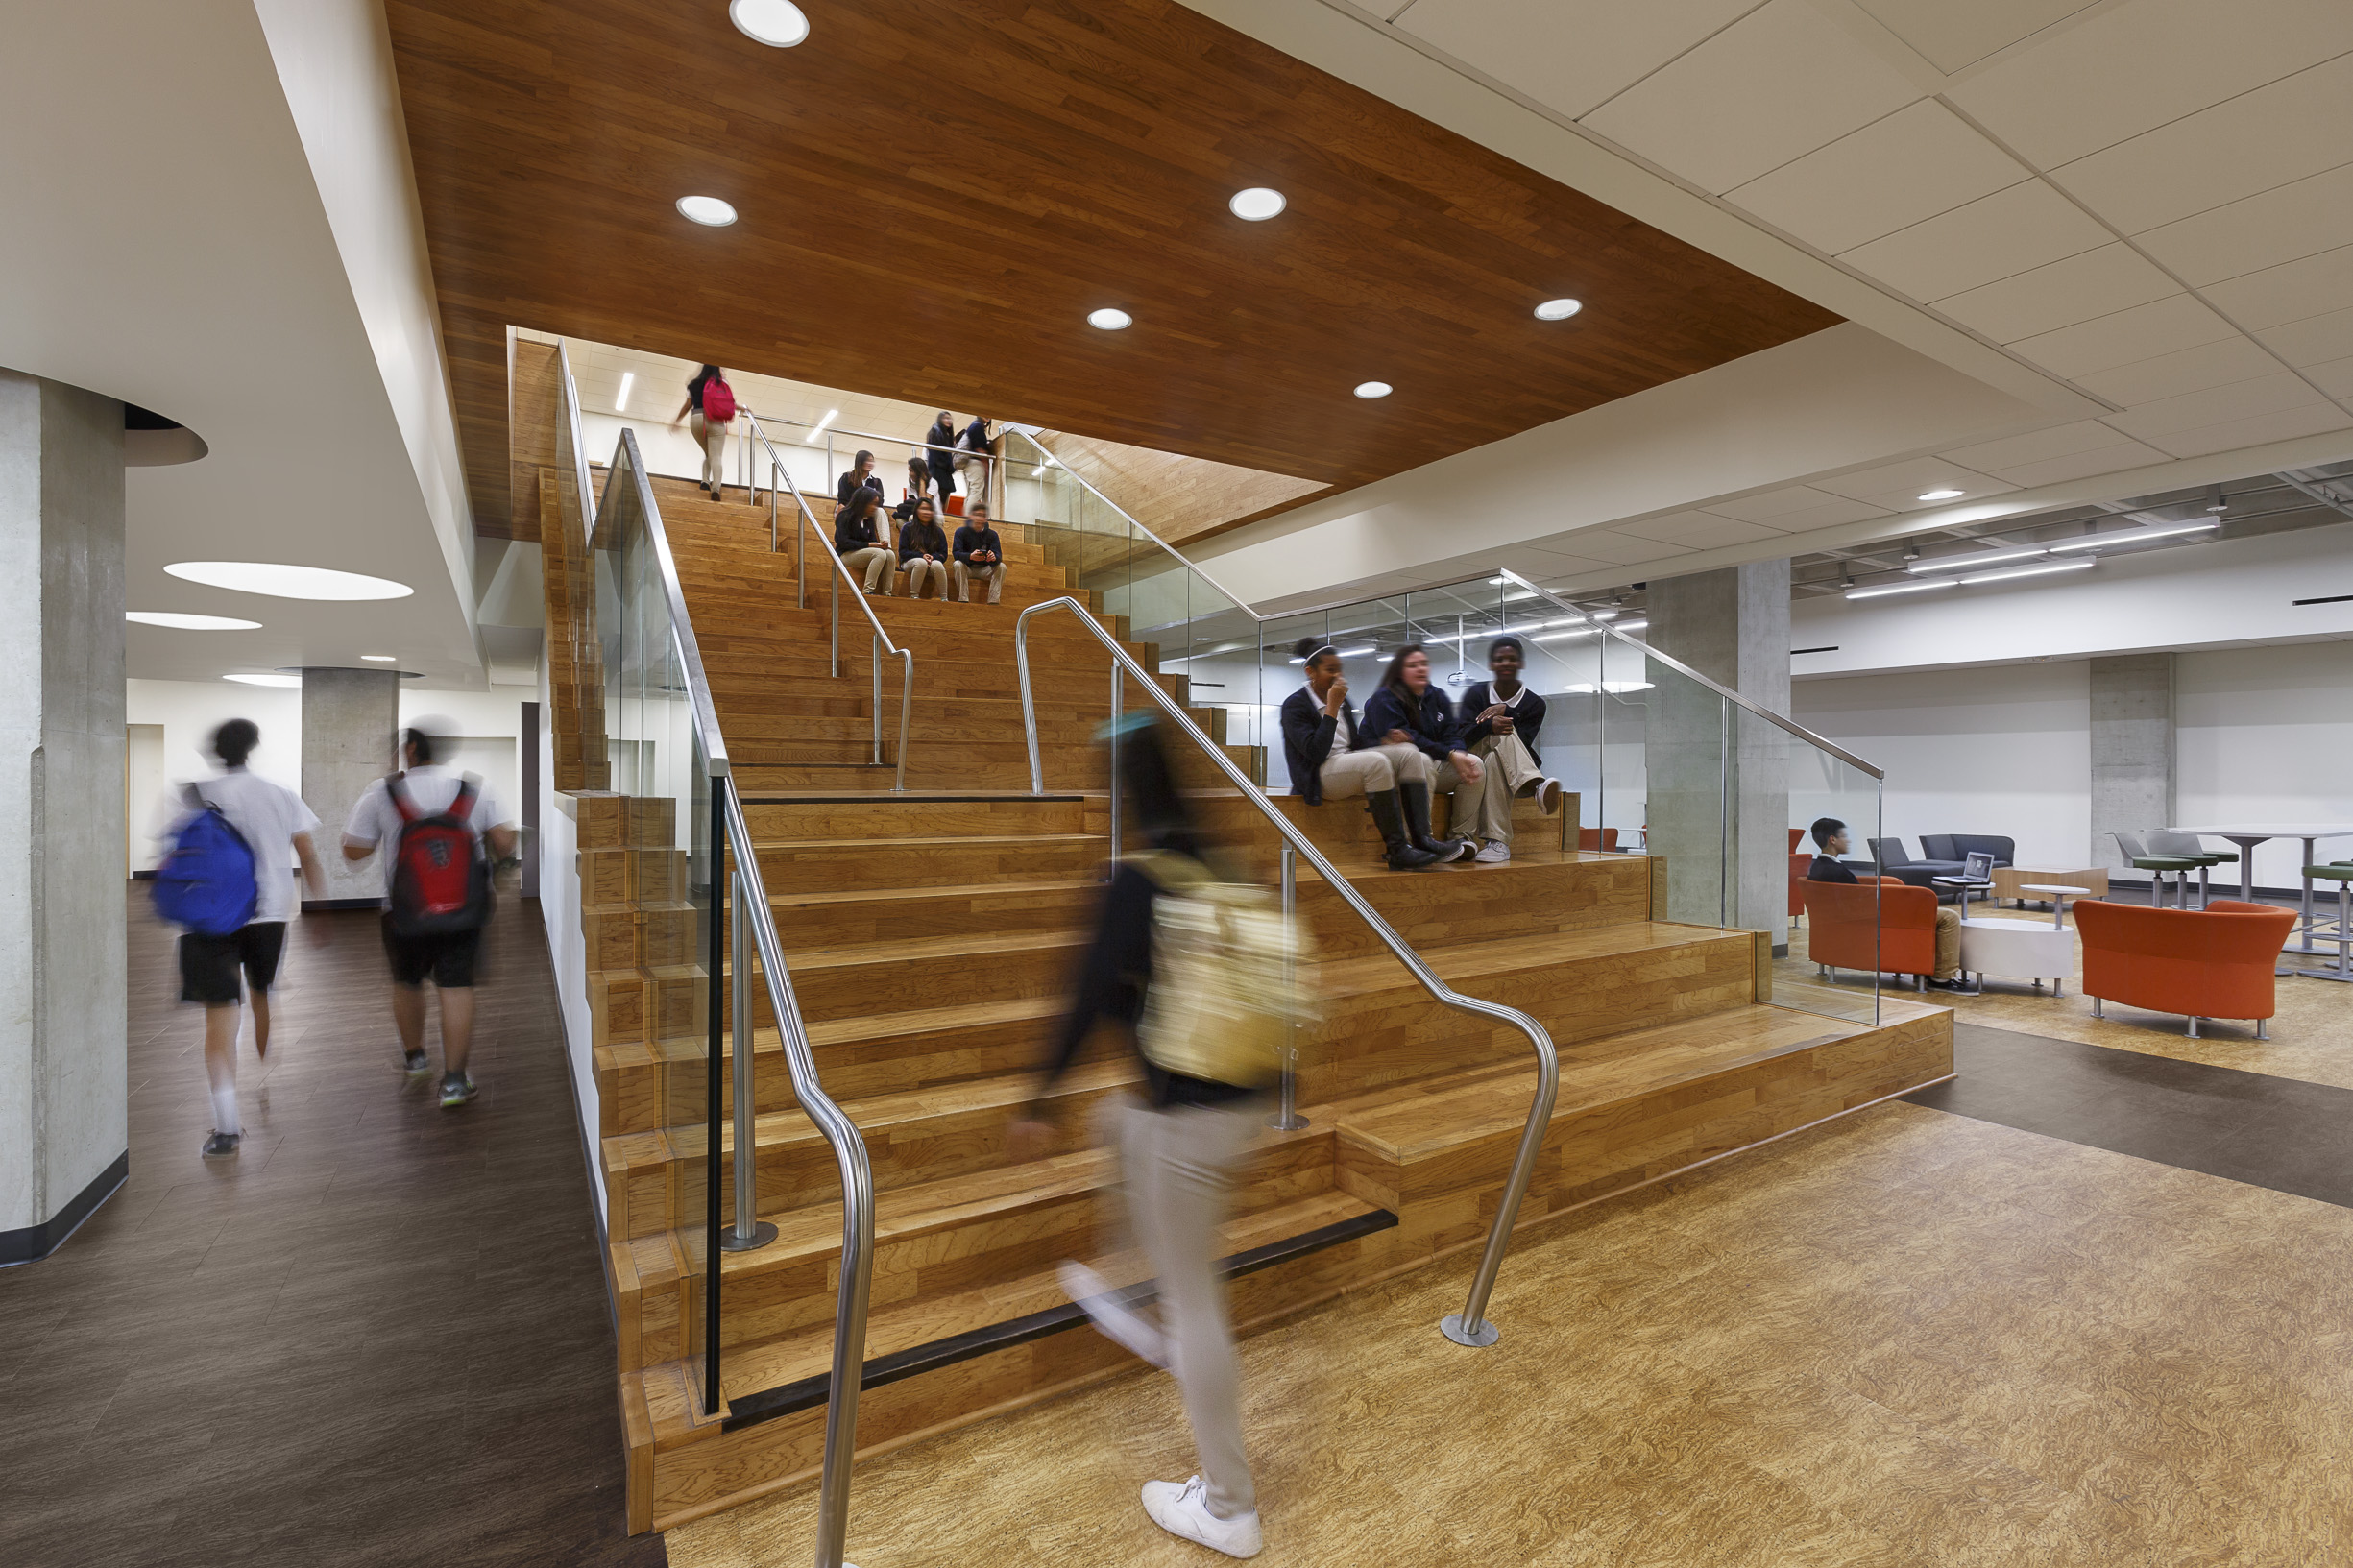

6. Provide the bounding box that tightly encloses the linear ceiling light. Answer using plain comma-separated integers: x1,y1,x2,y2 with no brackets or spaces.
676,195,738,226
1906,544,2046,574
1334,645,1374,658
1228,187,1285,221
809,407,838,439
1847,577,1958,600
165,562,413,601
126,611,260,630
2048,521,2220,552
1957,559,2098,586
614,372,634,413
729,0,810,46
360,653,398,662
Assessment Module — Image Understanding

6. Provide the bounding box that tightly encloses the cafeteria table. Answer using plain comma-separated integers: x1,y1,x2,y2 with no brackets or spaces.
2167,823,2353,968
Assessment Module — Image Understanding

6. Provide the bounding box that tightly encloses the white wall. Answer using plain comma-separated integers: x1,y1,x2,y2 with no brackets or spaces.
535,655,600,1222
2179,644,2353,890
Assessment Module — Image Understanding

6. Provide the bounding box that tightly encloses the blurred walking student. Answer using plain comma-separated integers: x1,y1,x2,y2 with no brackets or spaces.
952,499,1005,604
152,719,327,1157
672,364,736,499
896,496,953,599
955,414,992,511
833,488,897,596
1278,639,1435,871
1359,644,1481,864
341,724,516,1108
1018,715,1307,1560
924,410,958,507
1452,636,1565,863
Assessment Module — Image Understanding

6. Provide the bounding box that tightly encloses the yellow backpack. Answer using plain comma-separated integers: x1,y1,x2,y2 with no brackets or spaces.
1127,850,1317,1089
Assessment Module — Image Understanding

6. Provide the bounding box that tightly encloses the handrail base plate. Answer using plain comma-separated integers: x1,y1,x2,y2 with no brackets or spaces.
1440,1313,1500,1348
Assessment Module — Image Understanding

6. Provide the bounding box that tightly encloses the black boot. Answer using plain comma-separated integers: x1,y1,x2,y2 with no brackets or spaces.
1400,781,1474,863
1367,790,1438,871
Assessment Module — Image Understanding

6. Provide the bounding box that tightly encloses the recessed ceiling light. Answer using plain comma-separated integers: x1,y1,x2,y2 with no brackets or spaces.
1918,487,1966,501
1228,187,1286,221
165,562,414,601
126,611,260,631
224,673,303,688
1534,299,1583,322
615,372,634,413
729,0,810,46
360,653,398,662
677,195,738,227
1353,381,1393,399
1087,308,1132,330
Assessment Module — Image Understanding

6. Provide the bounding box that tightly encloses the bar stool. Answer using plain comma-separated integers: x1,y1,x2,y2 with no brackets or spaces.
2147,830,2237,909
2297,863,2353,983
2113,832,2204,908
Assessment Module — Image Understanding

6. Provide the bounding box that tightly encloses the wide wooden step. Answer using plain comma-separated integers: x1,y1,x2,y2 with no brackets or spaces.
754,832,1105,891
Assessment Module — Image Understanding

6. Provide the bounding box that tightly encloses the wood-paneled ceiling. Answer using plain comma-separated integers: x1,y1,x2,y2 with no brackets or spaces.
385,0,1841,540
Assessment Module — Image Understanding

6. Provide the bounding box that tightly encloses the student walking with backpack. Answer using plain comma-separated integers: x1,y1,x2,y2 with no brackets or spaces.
341,725,517,1108
673,364,737,499
152,720,328,1157
1013,715,1309,1559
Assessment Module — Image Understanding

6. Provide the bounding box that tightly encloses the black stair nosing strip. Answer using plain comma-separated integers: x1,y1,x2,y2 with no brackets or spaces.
718,1207,1398,1433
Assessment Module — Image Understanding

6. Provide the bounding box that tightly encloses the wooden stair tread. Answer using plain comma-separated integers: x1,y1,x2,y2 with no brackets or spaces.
729,1056,1138,1159
805,993,1062,1048
1315,919,1746,990
753,832,1100,852
779,927,1087,972
767,878,1096,912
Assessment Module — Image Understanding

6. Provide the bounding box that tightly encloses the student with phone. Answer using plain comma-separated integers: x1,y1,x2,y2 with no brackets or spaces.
1453,636,1565,863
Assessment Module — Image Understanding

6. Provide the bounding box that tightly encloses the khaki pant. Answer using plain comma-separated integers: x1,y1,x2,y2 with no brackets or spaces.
690,411,726,491
838,546,894,594
954,451,985,510
900,558,951,599
1120,1098,1259,1519
1934,906,1961,980
953,560,1004,604
1454,732,1543,847
1314,741,1427,800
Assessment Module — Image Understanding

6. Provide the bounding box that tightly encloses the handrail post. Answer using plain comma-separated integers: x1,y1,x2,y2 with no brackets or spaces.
871,632,884,767
720,856,777,1255
893,651,912,794
830,553,840,679
1106,660,1122,877
1269,842,1307,1132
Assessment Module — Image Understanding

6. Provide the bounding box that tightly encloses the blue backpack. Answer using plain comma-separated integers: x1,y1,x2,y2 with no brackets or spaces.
153,786,257,937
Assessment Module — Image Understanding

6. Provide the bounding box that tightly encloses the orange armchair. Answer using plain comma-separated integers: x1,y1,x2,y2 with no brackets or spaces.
1788,852,1812,919
1579,827,1618,852
2074,898,2295,1038
1805,877,1938,981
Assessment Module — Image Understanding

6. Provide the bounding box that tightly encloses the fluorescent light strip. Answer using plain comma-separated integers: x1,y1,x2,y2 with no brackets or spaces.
1957,559,2097,586
1847,576,1958,600
809,408,838,440
1906,545,2045,574
2047,521,2219,552
615,372,634,413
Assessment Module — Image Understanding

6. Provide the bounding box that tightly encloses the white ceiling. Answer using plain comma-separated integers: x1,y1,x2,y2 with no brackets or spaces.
1197,0,2353,592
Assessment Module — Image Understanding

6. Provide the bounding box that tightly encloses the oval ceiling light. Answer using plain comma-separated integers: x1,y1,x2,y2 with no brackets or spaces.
1918,487,1965,501
676,195,739,227
126,611,260,631
1087,307,1132,331
728,0,809,46
1534,298,1583,321
224,673,303,688
165,561,414,601
360,653,398,662
1353,381,1393,399
1228,187,1286,222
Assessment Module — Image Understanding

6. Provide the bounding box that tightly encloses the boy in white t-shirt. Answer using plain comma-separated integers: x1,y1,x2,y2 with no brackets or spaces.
158,720,328,1158
342,725,518,1109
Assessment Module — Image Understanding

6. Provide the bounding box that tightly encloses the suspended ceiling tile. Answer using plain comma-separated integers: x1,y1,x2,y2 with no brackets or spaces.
2074,337,2287,408
2255,305,2353,368
1700,484,1878,524
2304,354,2353,400
2007,294,2243,380
2200,243,2353,332
1851,0,2101,74
1808,453,2012,509
1611,511,1784,548
2134,162,2353,289
1579,0,1920,195
2134,400,2353,459
2050,53,2353,236
1543,528,1694,566
1980,438,2171,489
1938,418,2145,471
2101,371,2332,441
1390,0,1762,122
1931,243,2179,345
1946,0,2353,169
1839,179,2111,303
1724,101,2027,255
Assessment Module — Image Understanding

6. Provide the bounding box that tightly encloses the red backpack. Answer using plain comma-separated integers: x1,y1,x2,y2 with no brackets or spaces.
700,376,736,422
387,773,494,937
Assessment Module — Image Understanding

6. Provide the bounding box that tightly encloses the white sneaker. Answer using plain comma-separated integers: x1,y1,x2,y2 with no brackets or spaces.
1474,840,1512,863
1536,777,1563,815
1141,1476,1262,1558
1058,1261,1167,1368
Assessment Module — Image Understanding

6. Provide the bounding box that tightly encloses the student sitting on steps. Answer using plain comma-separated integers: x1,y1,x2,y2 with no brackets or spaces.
896,496,953,600
1277,639,1436,871
1358,644,1481,864
952,500,1006,605
1453,635,1566,864
832,488,897,597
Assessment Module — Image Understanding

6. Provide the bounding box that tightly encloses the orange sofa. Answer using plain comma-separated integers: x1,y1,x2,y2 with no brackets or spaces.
1788,852,1812,919
1804,876,1940,983
2073,898,2295,1038
1579,827,1618,852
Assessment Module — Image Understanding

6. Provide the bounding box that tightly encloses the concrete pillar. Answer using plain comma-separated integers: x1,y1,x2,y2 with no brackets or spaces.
1642,561,1791,942
0,369,128,1264
2090,654,2175,881
303,667,400,905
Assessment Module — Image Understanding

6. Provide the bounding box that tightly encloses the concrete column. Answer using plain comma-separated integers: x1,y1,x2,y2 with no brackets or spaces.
2090,653,2175,882
303,667,400,905
0,369,128,1263
1642,561,1791,942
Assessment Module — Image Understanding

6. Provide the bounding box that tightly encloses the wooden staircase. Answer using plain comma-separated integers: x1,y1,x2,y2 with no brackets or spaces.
570,475,1954,1533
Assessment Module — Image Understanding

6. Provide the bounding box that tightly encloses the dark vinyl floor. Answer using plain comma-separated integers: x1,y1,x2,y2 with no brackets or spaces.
1909,1022,2353,1208
0,901,663,1568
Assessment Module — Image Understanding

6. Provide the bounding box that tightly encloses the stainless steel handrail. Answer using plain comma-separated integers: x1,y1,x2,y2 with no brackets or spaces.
1491,568,1883,780
1013,595,1558,1348
756,413,1005,470
740,410,914,793
1001,429,1259,617
557,343,598,553
593,422,877,1568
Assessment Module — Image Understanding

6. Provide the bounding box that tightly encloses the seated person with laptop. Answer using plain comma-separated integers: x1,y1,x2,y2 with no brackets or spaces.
1808,816,1964,990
